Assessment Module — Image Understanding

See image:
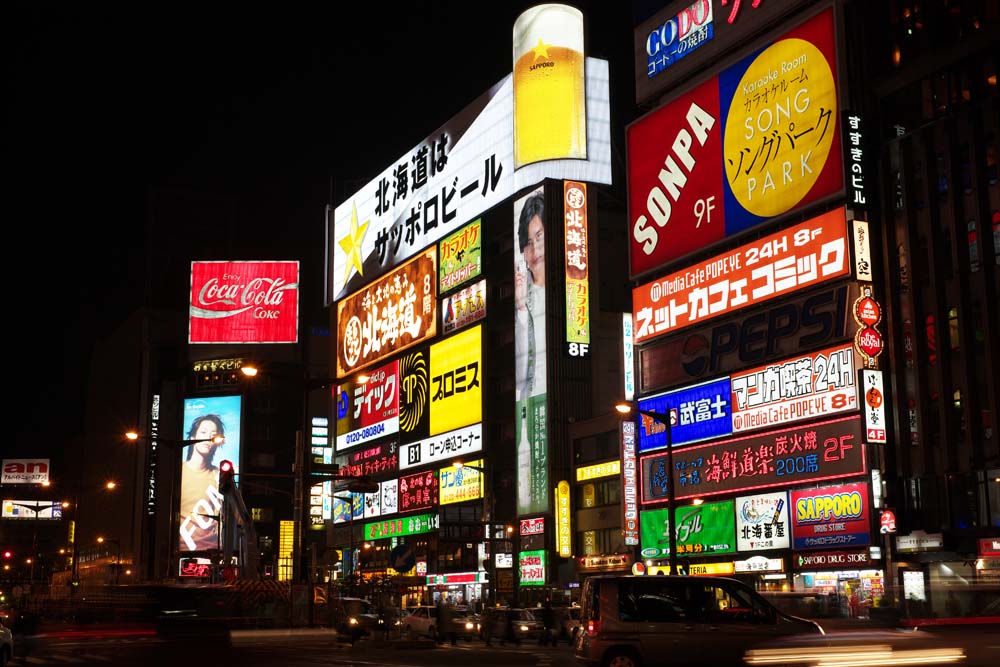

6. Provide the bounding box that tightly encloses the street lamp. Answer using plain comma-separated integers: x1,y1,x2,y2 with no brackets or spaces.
67,480,120,589
454,461,494,605
96,536,122,585
616,401,678,576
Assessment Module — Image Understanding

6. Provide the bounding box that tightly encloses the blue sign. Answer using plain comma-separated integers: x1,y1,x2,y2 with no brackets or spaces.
390,543,417,573
637,377,732,452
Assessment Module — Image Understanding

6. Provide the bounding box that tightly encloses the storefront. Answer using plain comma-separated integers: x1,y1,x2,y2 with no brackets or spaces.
426,571,487,605
792,548,884,618
734,556,789,592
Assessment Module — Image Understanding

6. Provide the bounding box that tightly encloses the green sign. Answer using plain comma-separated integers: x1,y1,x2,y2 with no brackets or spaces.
364,512,439,540
519,549,546,586
640,499,736,558
439,220,482,292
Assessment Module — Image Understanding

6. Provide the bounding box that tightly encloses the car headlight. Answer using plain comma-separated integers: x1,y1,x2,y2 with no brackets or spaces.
520,625,529,631
349,617,358,625
465,622,474,629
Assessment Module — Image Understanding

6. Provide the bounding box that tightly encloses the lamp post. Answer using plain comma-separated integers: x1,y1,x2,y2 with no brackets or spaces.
616,401,677,576
68,480,120,591
96,536,122,585
453,461,492,605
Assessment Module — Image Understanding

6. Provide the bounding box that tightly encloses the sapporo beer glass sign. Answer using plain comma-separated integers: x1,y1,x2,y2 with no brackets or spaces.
337,248,437,377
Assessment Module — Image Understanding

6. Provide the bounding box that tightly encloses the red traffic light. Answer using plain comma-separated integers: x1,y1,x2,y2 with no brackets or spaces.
3,550,11,559
219,460,234,473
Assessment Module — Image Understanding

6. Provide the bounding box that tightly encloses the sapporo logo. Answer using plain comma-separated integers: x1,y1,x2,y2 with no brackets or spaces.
724,37,836,218
400,351,428,433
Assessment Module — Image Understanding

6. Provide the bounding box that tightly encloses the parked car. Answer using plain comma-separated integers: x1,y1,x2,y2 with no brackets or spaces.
553,605,582,643
401,605,439,639
480,607,543,642
574,575,823,667
0,617,12,667
329,597,379,641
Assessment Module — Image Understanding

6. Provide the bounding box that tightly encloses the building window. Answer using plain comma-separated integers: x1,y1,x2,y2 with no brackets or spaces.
948,307,960,351
576,479,620,509
579,527,625,556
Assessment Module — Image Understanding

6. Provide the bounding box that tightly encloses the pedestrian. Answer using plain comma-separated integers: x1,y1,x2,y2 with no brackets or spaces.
540,600,555,647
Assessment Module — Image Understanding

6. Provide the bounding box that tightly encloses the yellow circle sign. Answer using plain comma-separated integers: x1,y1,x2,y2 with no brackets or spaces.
724,37,836,218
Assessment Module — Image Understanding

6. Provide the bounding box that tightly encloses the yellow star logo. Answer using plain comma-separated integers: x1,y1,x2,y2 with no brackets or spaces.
338,202,369,287
532,38,551,60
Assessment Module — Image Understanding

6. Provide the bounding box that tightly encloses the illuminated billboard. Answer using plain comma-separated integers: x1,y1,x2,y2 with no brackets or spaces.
179,395,242,552
791,482,871,550
640,415,866,503
735,491,790,552
628,9,841,277
439,220,482,292
637,377,732,452
622,421,639,546
399,469,439,514
429,325,482,435
328,59,612,302
335,360,399,452
2,500,62,520
338,441,398,478
519,550,546,586
634,210,850,344
1,459,50,484
441,279,486,335
515,188,550,516
564,180,591,356
399,349,431,443
336,248,437,378
399,423,483,471
365,513,439,540
189,261,299,344
439,460,484,505
640,499,736,558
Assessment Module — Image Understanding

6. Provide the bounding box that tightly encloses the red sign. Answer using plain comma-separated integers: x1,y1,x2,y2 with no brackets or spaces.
339,441,399,478
398,470,439,513
794,548,874,570
520,517,545,536
791,482,871,550
633,210,850,343
855,326,884,359
642,415,866,503
855,295,882,327
979,538,1000,558
880,509,897,534
335,361,400,451
188,261,299,344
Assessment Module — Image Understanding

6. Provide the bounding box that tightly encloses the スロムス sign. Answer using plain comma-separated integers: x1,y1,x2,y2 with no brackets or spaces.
336,248,437,378
634,210,850,343
791,482,871,550
429,325,482,435
189,261,299,344
629,9,841,277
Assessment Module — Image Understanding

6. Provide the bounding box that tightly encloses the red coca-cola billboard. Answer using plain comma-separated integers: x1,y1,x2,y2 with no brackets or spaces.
189,261,300,344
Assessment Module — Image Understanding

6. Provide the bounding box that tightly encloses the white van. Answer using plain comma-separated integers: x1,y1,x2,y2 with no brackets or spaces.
574,575,822,667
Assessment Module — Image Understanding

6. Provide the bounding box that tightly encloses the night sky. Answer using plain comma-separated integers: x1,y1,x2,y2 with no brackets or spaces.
7,3,637,461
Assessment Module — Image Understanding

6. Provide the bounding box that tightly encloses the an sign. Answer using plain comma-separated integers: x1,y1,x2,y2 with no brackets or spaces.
623,313,635,401
794,549,874,570
188,260,299,344
642,415,866,502
441,279,486,334
896,531,944,553
576,460,621,482
978,538,1000,558
791,483,871,550
179,395,242,552
399,423,483,470
735,556,784,573
731,344,858,433
852,219,873,282
735,491,790,552
520,517,545,536
634,210,850,342
429,325,482,435
519,550,546,586
328,59,612,302
640,283,859,393
439,460,484,505
862,370,887,443
564,180,591,356
339,441,399,478
335,361,400,451
843,113,869,210
637,376,733,452
579,553,632,572
439,220,482,292
336,248,437,378
556,480,572,557
628,10,841,277
364,512,439,540
879,509,897,534
1,459,50,484
640,499,736,557
515,188,550,516
634,0,816,105
1,500,62,519
398,470,439,513
622,421,640,546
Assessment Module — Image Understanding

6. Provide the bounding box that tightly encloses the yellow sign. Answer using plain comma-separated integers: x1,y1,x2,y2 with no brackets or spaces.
279,520,295,559
430,325,483,435
688,561,735,576
575,460,620,482
439,459,485,505
556,480,572,558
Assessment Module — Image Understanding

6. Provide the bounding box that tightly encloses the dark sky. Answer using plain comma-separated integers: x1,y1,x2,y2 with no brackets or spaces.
6,2,637,458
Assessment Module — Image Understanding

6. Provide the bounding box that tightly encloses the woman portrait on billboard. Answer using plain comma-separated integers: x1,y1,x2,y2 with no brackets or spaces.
179,413,225,551
514,189,547,401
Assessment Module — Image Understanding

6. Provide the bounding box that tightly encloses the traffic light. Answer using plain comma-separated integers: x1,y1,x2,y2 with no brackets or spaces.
2,550,11,559
219,460,235,494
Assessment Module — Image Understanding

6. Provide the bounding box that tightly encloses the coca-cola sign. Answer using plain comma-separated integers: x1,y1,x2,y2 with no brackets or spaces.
189,261,300,344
